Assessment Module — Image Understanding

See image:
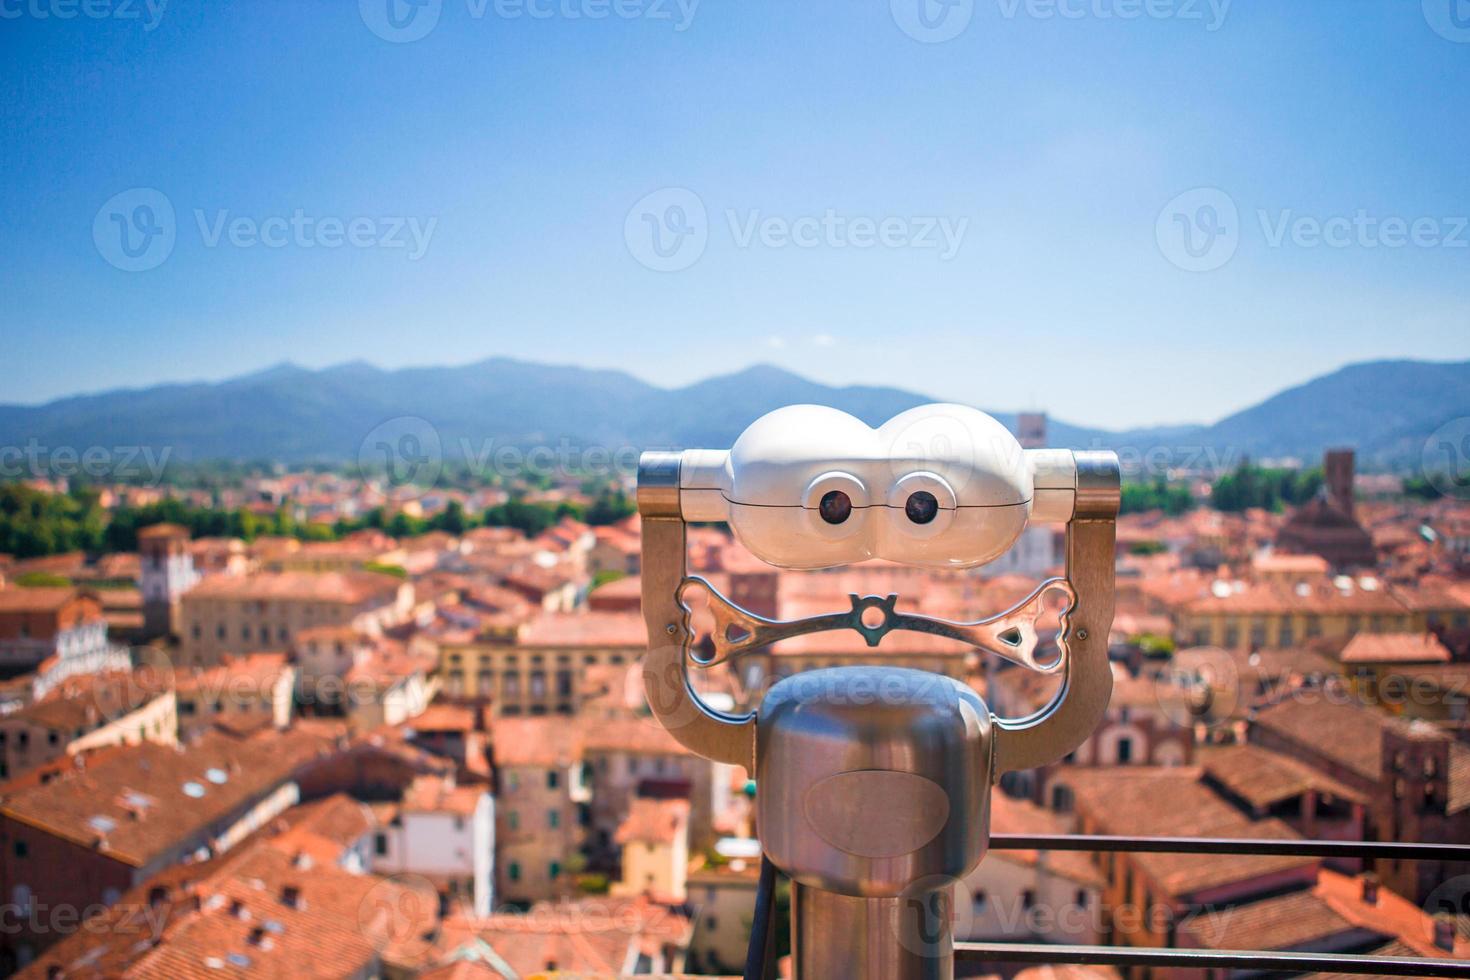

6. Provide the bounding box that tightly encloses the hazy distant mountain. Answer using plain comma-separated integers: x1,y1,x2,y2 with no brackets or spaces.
1,357,1466,472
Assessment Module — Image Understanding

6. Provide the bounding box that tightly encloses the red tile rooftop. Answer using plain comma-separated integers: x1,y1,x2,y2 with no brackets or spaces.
0,586,87,612
1059,767,1316,896
433,897,693,979
1197,743,1368,809
518,610,648,647
4,669,171,732
616,798,689,846
187,570,405,604
401,774,485,817
1336,630,1452,664
0,728,334,867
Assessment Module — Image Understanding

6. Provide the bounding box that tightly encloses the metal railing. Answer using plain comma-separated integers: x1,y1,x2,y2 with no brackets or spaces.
954,833,1470,977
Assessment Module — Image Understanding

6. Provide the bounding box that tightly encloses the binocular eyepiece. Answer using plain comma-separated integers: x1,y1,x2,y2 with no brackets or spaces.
671,403,1084,569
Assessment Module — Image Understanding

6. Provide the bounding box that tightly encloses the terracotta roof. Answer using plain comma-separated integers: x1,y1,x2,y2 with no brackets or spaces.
987,794,1104,888
1060,767,1314,898
581,716,692,758
1337,632,1451,665
616,798,689,846
1179,887,1356,951
1199,744,1367,809
410,703,481,733
401,774,485,818
186,571,403,605
1251,698,1394,782
491,716,585,768
434,897,692,978
20,838,437,979
137,523,191,539
0,586,86,612
3,670,171,733
175,653,292,696
0,729,333,866
518,610,647,648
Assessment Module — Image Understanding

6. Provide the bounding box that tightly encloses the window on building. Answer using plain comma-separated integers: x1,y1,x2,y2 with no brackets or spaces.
548,810,560,829
508,862,521,882
1116,737,1133,764
13,841,27,858
547,770,559,790
508,811,519,831
375,833,388,856
549,861,561,879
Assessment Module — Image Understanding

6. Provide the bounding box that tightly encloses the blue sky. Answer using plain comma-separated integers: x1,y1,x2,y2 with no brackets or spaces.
2,0,1467,429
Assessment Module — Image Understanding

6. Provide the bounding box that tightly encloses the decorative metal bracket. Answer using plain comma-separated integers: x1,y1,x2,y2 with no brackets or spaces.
681,575,1075,674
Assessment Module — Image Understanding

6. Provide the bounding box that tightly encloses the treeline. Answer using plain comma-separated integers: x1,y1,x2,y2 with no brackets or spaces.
1120,463,1327,516
0,482,635,559
1120,479,1194,516
1210,465,1322,512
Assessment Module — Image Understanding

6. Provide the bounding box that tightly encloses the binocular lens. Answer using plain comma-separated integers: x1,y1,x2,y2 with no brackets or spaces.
819,490,852,525
905,491,939,525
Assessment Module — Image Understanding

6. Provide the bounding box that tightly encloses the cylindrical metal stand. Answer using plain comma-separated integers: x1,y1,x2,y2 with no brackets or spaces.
792,883,953,980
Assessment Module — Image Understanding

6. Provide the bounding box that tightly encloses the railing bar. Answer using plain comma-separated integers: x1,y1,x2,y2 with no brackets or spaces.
955,941,1470,977
991,833,1470,862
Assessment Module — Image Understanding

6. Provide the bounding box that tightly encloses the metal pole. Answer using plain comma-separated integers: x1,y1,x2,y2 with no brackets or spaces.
793,884,952,980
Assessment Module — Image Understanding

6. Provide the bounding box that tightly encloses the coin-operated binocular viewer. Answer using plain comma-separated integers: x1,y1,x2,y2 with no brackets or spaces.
638,404,1120,980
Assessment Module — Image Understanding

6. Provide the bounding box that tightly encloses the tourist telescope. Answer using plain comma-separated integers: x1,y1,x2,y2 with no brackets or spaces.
637,404,1121,980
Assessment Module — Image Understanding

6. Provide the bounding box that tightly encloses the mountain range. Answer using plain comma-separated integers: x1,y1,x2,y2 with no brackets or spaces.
2,357,1467,472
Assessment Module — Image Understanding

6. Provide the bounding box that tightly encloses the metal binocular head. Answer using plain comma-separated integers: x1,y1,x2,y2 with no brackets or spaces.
637,403,1119,906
